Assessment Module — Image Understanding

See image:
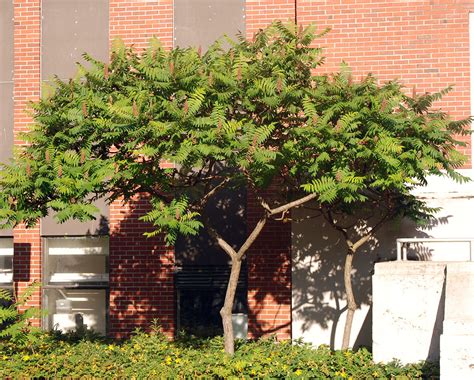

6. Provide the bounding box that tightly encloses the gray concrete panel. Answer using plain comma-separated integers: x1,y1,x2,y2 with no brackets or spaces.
174,0,245,50
41,0,109,235
42,197,109,236
0,0,13,237
41,0,109,81
0,0,14,82
0,83,13,165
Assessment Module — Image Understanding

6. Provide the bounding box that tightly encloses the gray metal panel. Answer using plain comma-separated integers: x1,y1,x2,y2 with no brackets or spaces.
174,0,245,50
0,0,14,164
41,0,109,81
0,0,13,82
0,83,13,165
41,198,110,236
41,0,109,235
0,1,14,237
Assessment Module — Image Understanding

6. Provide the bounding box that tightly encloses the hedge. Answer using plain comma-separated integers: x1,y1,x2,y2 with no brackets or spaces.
0,329,438,379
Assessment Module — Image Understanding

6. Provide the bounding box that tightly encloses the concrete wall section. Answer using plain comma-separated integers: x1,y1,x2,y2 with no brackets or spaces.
174,0,245,50
372,262,446,363
440,262,474,378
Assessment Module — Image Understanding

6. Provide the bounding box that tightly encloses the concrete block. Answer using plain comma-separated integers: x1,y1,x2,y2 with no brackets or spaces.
440,334,474,379
444,262,474,321
440,262,474,379
373,262,446,364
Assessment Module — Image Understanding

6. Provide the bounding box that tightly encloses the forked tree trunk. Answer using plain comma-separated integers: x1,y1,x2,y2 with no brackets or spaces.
220,258,242,355
341,249,356,350
212,192,317,355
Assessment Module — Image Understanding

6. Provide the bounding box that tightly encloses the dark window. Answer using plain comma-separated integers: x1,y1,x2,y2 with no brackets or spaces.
0,238,13,286
175,265,247,337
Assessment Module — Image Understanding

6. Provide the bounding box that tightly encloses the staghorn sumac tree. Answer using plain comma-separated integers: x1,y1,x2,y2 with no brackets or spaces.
0,21,469,354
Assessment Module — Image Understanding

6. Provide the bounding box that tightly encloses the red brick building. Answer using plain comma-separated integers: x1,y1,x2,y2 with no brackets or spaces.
0,0,472,346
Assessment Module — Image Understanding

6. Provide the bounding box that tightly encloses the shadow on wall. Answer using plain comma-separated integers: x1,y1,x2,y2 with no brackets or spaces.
247,224,292,340
246,185,293,340
108,186,250,339
175,186,248,337
13,242,32,284
108,194,175,339
291,204,441,350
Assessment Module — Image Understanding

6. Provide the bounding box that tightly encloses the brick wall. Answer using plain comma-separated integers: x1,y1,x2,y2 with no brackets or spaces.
246,0,296,38
110,0,173,50
7,0,474,339
245,0,474,340
247,190,292,340
245,0,295,341
12,0,42,320
297,0,473,163
108,1,175,338
109,196,175,338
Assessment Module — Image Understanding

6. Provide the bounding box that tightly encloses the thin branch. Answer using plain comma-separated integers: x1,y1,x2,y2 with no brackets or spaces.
203,215,238,259
268,192,318,216
323,208,353,249
198,177,231,208
273,209,289,221
237,216,267,260
352,211,393,251
287,211,323,223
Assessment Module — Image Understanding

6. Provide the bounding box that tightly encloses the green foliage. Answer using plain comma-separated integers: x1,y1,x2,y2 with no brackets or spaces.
0,19,469,244
297,71,471,222
0,283,42,349
0,331,439,378
0,21,469,241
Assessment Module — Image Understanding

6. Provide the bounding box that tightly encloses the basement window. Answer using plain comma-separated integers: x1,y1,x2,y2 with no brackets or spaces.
175,265,248,338
42,236,108,335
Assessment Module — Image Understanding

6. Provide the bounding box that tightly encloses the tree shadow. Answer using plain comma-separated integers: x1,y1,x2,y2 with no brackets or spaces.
106,188,457,348
108,194,175,339
246,186,293,340
291,205,434,350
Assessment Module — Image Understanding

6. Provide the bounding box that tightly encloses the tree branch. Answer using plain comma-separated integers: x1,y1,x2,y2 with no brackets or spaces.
322,208,353,249
198,177,231,208
352,211,393,251
237,216,267,260
204,216,238,259
268,192,317,216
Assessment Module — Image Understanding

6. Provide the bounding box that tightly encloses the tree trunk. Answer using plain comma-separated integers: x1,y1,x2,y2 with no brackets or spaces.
341,249,357,350
220,258,242,355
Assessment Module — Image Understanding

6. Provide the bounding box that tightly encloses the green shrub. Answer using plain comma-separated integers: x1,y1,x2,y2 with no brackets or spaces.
0,283,42,350
0,328,439,379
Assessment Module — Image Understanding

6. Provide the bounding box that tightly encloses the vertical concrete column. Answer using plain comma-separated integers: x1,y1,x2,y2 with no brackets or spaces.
12,0,42,320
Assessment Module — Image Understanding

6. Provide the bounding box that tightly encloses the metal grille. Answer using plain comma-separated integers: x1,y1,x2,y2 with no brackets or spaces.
175,264,247,290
